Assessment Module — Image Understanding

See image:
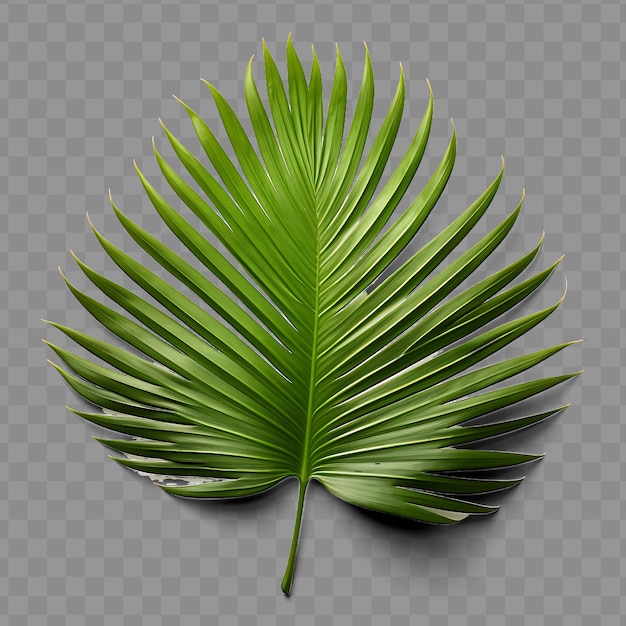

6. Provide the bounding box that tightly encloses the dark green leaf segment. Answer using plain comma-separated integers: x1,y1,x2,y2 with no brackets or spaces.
46,37,580,596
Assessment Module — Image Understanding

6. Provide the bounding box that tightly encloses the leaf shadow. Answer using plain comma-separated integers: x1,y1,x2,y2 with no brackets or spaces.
310,406,567,590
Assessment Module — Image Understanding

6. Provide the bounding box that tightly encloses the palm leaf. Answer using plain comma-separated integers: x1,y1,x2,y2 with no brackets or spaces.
45,37,581,596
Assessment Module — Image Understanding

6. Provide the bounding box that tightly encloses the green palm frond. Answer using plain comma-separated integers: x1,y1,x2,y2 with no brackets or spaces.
45,37,580,596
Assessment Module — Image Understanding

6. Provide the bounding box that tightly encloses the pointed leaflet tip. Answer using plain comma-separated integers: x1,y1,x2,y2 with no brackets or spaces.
170,95,186,109
134,159,147,183
199,78,221,104
202,79,219,99
171,95,195,120
425,77,433,96
547,278,569,309
311,43,317,58
333,42,344,69
157,117,169,136
537,230,546,247
108,192,119,212
85,211,96,231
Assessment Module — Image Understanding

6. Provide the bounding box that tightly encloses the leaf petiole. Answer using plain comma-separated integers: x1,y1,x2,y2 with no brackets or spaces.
281,478,309,596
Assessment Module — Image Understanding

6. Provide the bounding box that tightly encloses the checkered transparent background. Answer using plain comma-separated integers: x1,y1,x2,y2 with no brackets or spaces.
1,0,624,623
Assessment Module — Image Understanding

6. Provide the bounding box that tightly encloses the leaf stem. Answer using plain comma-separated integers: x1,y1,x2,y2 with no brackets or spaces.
281,478,308,596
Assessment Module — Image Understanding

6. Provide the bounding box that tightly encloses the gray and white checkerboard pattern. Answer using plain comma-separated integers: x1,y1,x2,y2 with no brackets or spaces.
1,0,624,623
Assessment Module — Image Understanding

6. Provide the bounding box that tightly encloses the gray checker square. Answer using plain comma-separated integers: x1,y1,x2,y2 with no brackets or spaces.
0,0,624,624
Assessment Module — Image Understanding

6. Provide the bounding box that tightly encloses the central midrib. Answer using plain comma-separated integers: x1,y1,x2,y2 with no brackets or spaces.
299,197,322,484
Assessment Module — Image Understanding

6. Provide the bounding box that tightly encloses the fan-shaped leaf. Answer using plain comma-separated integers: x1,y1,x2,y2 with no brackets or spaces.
46,39,580,596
